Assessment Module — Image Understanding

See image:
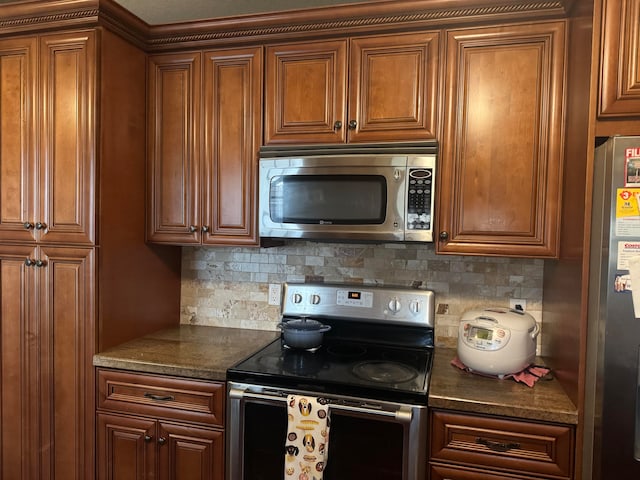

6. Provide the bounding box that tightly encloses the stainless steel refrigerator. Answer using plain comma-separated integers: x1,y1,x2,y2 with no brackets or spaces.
585,136,640,479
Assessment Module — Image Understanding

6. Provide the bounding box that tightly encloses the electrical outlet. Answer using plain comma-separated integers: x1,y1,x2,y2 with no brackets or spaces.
509,298,526,311
268,283,282,306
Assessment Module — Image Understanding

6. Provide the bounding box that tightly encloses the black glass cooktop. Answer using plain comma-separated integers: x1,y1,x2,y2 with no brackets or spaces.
227,331,433,404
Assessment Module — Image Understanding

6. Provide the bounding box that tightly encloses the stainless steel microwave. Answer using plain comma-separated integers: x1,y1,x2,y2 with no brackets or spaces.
258,144,437,243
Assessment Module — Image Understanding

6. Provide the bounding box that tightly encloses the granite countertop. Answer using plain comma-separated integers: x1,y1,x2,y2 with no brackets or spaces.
94,327,578,425
93,325,279,381
428,347,578,425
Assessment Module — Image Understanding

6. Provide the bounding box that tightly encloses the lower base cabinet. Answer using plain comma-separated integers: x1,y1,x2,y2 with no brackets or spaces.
429,410,575,480
96,369,225,480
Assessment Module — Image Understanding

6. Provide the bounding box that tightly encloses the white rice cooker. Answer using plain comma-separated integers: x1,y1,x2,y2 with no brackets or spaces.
457,307,540,377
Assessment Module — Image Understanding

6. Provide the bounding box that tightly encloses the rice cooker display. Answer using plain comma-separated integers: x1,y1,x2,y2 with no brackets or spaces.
461,322,511,350
470,327,492,340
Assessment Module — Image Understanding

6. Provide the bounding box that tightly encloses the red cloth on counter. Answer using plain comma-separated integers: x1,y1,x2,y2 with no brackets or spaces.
450,356,551,387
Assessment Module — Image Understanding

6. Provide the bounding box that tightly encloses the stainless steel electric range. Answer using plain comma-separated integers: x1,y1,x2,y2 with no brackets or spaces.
226,282,435,480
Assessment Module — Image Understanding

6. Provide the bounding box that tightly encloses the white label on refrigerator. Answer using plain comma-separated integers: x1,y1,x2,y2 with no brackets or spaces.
618,241,640,270
628,256,640,318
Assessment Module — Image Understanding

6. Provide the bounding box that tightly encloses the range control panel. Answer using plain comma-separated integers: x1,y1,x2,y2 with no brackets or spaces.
281,282,435,328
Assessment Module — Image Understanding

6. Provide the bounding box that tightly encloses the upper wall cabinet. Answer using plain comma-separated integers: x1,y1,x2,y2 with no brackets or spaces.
264,32,440,145
599,0,640,116
0,34,94,245
437,21,566,258
147,47,263,245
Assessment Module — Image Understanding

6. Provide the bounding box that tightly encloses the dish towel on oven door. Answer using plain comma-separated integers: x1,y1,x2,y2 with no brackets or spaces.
285,394,330,480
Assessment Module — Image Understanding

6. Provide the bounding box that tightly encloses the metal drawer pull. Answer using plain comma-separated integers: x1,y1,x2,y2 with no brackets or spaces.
144,392,175,402
476,437,521,452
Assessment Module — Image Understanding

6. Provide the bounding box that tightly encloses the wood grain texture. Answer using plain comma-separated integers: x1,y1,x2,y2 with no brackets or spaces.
437,20,566,257
599,0,640,116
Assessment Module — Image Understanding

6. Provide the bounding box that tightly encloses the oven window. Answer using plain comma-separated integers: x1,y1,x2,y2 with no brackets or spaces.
243,401,404,480
269,175,387,224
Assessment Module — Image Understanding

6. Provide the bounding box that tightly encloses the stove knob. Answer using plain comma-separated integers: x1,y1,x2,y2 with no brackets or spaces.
311,294,321,305
292,293,303,304
388,297,401,313
409,300,421,314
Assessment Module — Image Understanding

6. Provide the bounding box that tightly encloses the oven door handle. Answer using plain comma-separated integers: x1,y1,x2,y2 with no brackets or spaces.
229,387,413,424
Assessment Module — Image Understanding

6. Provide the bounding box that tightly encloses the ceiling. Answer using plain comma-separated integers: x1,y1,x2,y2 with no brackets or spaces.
112,0,377,25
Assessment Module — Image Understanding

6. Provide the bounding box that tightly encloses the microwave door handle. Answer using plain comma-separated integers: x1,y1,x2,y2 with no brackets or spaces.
230,388,412,424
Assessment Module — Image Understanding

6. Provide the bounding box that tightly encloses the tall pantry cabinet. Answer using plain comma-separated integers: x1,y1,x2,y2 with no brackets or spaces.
0,21,181,480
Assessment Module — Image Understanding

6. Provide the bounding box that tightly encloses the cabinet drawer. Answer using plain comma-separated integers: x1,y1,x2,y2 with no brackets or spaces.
430,463,536,480
97,369,224,426
430,410,574,479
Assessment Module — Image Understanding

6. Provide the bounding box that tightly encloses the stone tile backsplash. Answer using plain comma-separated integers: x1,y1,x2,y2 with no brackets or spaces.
180,241,544,348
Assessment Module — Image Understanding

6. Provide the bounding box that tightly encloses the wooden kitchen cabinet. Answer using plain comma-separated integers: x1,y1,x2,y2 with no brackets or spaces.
147,47,262,245
437,21,566,257
429,409,575,479
97,369,225,480
0,33,93,245
599,0,640,116
0,23,181,480
0,244,94,479
264,31,440,145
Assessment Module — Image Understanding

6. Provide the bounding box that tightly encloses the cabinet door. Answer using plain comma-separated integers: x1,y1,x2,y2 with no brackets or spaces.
265,40,347,144
437,21,565,257
202,47,262,245
158,422,224,480
348,32,440,143
0,37,37,243
599,0,640,116
97,413,156,480
0,245,38,480
37,246,95,480
39,31,96,245
147,52,201,244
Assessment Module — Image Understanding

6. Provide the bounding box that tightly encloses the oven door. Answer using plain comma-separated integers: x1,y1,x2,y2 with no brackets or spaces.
226,382,427,480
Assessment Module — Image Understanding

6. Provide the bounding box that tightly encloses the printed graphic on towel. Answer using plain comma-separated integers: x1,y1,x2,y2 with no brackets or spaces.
285,395,330,480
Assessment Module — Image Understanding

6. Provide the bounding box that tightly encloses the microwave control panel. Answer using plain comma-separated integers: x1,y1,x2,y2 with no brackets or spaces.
406,168,434,231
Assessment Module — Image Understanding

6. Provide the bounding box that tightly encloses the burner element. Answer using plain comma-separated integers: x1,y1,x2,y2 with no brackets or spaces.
352,360,419,384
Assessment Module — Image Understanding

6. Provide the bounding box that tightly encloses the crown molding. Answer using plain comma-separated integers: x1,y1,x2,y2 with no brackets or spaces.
0,0,99,34
0,0,147,44
0,0,574,50
144,0,571,50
